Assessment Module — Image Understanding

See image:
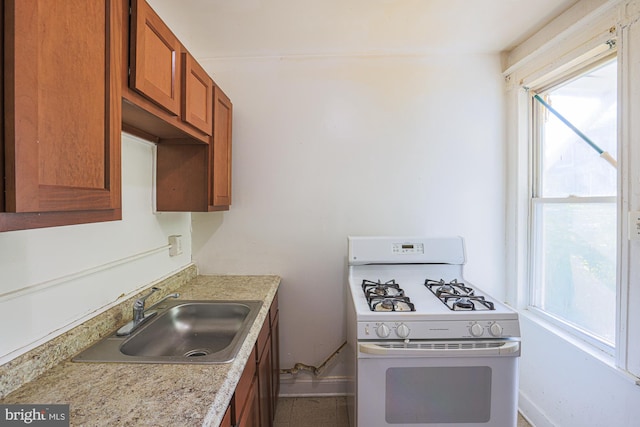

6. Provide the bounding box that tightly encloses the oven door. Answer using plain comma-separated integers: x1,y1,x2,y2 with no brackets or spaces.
355,340,520,427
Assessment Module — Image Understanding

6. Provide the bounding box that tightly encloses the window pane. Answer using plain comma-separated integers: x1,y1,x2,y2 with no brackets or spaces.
540,60,617,198
534,202,616,344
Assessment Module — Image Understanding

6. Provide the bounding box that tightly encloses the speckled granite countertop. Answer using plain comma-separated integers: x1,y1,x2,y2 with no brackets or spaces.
0,275,281,427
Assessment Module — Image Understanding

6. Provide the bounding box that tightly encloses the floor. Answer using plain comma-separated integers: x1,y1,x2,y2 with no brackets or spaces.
274,396,349,427
274,396,533,427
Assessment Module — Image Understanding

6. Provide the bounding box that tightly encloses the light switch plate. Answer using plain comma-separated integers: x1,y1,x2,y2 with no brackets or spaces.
168,235,183,256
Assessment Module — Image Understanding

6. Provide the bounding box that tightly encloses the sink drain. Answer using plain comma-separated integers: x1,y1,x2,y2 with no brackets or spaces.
184,349,211,357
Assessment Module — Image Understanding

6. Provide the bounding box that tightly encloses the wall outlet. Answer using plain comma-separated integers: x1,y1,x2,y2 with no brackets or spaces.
168,235,183,256
629,211,640,241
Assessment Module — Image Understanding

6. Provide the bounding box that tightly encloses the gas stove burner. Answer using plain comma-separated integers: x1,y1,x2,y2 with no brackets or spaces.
368,296,415,312
442,295,495,311
362,280,405,299
437,283,456,296
425,278,495,311
361,280,415,312
452,297,474,310
425,278,475,298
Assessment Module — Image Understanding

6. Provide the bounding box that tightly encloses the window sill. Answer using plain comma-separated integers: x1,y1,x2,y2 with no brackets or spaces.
518,308,640,386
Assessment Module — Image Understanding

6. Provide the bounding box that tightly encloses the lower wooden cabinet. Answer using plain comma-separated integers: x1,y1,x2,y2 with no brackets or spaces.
233,293,280,427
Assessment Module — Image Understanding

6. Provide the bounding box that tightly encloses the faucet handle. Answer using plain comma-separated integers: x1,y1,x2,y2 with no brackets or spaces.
134,287,160,310
118,287,161,336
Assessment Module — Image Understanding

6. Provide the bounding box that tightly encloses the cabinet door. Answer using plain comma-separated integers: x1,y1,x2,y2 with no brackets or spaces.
236,376,260,427
130,0,181,115
181,52,213,135
257,318,273,427
1,0,122,230
220,405,232,427
271,310,280,416
210,85,232,210
234,347,259,427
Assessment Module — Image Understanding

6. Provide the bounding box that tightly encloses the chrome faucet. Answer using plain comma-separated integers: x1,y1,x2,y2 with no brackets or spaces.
133,287,159,323
116,287,179,336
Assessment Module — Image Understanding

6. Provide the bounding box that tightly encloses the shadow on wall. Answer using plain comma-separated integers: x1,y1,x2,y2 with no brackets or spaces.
191,213,225,255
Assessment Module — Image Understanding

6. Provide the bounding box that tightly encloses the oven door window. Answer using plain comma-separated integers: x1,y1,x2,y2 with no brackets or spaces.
385,366,492,423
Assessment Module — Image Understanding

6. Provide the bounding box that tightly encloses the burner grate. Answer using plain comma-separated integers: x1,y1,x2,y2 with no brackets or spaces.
361,279,415,312
425,278,495,311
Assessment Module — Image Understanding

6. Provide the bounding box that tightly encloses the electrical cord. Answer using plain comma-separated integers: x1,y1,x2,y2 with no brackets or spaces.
280,341,347,376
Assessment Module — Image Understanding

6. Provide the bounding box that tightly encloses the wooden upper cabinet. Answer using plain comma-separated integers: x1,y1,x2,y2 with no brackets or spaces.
1,0,122,230
127,0,233,214
182,52,213,135
156,84,232,212
210,86,233,210
130,0,181,116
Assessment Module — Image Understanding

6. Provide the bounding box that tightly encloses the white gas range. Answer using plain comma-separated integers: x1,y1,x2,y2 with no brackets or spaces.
345,236,521,427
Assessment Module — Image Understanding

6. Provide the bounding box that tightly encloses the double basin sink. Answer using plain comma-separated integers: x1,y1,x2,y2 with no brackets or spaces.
74,299,262,364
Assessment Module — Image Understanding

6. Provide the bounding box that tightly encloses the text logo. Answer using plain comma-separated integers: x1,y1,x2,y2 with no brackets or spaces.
0,405,69,426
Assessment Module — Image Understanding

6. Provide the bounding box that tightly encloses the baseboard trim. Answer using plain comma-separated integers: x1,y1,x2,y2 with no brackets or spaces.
278,375,348,397
519,390,554,427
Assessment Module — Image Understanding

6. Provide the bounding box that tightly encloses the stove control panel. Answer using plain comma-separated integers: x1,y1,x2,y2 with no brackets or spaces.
358,319,521,340
392,242,424,254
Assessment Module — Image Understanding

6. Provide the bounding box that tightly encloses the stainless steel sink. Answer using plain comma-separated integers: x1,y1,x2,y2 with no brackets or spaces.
73,300,262,364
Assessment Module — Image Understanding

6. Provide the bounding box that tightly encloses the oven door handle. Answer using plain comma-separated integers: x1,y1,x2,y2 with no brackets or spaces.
359,341,520,357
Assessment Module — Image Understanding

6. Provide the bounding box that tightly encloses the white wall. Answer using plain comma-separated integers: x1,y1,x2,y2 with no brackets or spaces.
518,314,640,427
192,53,507,391
0,133,192,363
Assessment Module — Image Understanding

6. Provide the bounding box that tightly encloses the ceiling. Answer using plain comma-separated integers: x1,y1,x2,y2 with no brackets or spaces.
148,0,580,58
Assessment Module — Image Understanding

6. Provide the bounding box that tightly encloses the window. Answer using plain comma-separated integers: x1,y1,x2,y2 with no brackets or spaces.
529,58,618,350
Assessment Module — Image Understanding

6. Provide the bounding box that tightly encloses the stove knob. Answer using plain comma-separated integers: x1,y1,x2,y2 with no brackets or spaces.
490,322,503,337
396,323,410,338
376,323,391,338
470,322,484,337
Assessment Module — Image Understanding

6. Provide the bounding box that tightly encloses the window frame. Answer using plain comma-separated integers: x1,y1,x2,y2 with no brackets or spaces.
527,55,619,355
